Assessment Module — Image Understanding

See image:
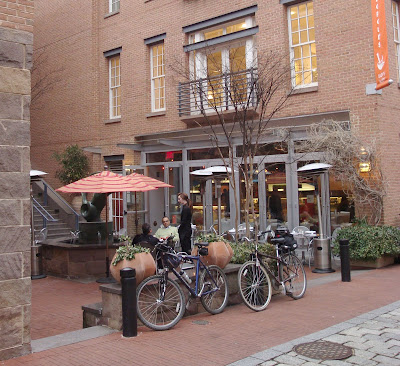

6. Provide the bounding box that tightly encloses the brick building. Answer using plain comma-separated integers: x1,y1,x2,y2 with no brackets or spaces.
0,0,34,360
31,0,400,237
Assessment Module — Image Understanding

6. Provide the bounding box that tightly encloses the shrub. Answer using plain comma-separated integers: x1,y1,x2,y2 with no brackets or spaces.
111,244,150,266
53,144,90,185
230,241,275,264
332,221,400,261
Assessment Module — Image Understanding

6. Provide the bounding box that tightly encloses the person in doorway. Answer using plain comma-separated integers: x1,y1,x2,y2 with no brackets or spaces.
178,192,193,254
268,187,283,221
132,223,159,247
154,216,179,244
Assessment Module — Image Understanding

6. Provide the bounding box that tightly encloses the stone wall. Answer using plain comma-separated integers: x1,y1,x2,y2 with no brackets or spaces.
0,5,33,359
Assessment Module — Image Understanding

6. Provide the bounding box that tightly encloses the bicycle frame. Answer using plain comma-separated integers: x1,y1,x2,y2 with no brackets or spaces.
252,242,294,289
162,253,221,298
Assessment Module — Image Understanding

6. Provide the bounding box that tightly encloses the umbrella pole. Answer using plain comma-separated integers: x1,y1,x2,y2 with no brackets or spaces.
135,192,138,234
105,196,110,277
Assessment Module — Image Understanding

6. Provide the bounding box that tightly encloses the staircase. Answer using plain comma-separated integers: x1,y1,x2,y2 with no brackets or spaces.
33,195,76,240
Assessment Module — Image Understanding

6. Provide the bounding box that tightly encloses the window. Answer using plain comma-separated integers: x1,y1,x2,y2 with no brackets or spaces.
187,17,256,111
392,1,400,82
150,42,165,112
109,55,121,119
288,1,317,87
109,0,120,13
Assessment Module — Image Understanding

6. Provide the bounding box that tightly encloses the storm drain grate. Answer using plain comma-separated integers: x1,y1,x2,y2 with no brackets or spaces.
293,341,353,360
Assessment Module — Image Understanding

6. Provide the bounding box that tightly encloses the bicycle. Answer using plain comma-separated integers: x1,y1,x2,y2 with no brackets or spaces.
237,231,307,312
136,239,229,330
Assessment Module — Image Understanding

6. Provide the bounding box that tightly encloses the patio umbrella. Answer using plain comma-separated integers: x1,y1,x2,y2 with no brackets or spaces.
124,172,174,232
56,170,157,282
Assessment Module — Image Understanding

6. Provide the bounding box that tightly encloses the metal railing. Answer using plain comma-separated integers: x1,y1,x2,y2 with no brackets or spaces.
32,179,80,231
177,68,258,117
32,197,58,228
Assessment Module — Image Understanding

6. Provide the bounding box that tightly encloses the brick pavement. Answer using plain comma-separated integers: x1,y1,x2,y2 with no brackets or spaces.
2,264,400,366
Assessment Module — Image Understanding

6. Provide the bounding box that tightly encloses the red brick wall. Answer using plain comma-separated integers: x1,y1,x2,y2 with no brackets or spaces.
0,0,34,32
31,0,400,224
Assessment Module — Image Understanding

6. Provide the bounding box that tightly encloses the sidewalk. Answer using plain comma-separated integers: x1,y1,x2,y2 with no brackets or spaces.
2,264,400,365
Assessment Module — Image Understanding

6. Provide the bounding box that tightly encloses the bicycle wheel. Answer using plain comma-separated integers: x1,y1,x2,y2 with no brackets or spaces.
199,265,229,315
280,253,307,299
136,275,185,331
238,260,272,311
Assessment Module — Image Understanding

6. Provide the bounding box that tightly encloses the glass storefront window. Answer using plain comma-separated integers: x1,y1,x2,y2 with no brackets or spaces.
190,166,205,230
147,151,182,163
188,147,229,160
236,142,288,156
265,163,287,228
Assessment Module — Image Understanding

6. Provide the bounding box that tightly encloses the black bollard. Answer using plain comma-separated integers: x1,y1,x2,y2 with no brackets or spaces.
339,239,351,282
120,267,137,337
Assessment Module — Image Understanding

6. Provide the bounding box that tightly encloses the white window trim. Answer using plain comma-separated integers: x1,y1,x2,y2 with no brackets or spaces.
393,1,400,82
150,42,166,112
109,0,120,13
109,55,121,119
287,1,318,89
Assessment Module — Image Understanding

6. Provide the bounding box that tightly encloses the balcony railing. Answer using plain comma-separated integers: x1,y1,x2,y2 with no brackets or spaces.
177,68,258,117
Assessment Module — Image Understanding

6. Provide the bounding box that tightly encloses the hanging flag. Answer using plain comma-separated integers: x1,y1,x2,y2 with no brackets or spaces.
371,0,392,90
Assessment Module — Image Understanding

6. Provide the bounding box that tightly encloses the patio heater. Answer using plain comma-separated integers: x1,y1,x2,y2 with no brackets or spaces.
297,163,335,273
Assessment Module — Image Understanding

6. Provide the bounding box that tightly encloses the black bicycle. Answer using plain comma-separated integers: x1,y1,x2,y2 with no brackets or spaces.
238,231,307,312
136,239,229,330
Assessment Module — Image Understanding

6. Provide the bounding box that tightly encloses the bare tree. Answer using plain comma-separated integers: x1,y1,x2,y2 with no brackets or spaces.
289,120,386,224
31,48,65,108
172,47,295,239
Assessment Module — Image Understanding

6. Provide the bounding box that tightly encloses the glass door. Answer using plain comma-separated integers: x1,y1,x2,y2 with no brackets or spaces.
166,164,182,225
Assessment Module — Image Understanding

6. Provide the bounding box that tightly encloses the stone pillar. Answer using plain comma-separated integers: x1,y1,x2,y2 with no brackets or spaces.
0,4,34,360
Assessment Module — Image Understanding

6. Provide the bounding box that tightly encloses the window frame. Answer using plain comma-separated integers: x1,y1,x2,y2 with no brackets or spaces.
287,1,318,88
392,0,400,83
109,54,121,119
109,0,120,13
150,41,166,112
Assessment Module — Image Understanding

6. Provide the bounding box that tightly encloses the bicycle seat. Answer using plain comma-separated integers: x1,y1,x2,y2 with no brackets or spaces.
271,237,285,244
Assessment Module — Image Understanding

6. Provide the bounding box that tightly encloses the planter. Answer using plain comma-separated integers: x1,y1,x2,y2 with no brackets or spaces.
192,241,233,269
109,252,156,284
350,256,395,269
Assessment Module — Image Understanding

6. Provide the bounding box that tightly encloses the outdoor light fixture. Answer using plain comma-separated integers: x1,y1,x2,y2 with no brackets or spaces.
359,162,371,173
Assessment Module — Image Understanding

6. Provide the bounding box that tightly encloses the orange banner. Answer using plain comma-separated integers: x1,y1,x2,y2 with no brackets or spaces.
371,0,390,90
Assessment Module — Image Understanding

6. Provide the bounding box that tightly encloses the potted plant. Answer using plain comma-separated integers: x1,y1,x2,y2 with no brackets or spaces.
192,233,233,269
110,237,156,283
332,219,400,268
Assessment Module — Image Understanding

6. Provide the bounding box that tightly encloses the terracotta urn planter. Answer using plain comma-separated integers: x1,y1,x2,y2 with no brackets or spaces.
110,252,156,284
192,241,233,269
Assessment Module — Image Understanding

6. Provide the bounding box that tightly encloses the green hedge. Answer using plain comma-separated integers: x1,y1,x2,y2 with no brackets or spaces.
333,222,400,261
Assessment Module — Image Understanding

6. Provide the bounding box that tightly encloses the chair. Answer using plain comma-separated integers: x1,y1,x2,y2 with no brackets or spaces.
292,226,312,267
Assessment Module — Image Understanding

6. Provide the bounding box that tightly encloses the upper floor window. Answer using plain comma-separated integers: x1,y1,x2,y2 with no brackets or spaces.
392,1,400,82
109,55,121,119
186,17,257,111
150,42,165,112
288,1,317,87
109,0,120,13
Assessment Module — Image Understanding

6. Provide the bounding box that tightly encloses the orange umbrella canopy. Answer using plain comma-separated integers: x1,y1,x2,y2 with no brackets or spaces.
124,172,173,188
56,171,157,193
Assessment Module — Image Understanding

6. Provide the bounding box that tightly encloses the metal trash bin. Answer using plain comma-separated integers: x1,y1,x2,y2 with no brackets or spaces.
31,245,46,279
312,238,335,273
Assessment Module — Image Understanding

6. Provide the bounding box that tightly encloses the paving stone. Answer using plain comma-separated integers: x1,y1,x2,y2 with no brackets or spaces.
344,341,372,351
341,327,382,337
320,360,353,366
343,355,378,365
353,348,377,359
368,346,399,357
259,361,278,366
372,355,400,365
387,340,400,347
274,354,305,365
322,334,362,344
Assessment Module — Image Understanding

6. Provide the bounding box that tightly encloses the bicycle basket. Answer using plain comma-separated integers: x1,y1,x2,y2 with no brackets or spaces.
163,252,182,269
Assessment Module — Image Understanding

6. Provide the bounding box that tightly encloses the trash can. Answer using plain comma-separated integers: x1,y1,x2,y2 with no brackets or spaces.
312,238,335,273
31,245,46,279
